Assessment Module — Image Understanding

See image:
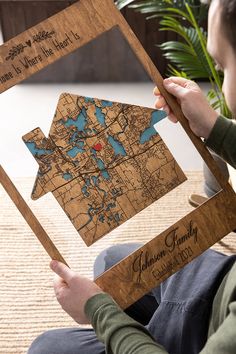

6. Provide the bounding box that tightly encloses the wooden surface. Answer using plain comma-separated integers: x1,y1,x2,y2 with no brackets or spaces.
22,93,186,246
1,173,235,354
0,165,68,266
0,0,115,90
0,1,174,82
96,188,236,309
0,0,231,189
1,0,236,308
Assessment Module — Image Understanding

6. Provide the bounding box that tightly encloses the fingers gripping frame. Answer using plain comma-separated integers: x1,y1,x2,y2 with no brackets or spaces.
0,0,236,308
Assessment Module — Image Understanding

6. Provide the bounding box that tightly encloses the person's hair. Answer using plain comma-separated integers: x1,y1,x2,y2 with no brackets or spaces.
201,0,236,50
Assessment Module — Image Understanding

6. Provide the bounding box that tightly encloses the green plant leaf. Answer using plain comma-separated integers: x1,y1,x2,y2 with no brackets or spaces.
116,0,207,23
116,0,230,116
116,0,136,10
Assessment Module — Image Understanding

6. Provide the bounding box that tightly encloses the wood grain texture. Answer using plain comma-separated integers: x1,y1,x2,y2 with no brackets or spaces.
0,0,230,189
0,1,172,78
0,165,68,266
0,0,116,91
1,0,236,308
95,189,236,309
1,173,235,354
0,3,150,82
22,93,186,246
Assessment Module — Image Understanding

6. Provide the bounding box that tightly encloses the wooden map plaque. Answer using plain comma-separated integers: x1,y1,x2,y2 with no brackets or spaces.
1,0,236,308
0,165,68,267
22,93,186,246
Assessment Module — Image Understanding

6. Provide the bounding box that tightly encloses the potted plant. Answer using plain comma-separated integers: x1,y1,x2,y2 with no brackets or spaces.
116,0,233,200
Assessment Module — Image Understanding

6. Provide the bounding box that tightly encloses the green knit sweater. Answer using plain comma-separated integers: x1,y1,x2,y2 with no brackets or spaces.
85,116,236,354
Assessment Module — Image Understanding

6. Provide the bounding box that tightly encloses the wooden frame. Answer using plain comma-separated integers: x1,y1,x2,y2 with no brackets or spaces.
0,0,165,82
1,0,236,308
0,165,68,266
22,93,187,247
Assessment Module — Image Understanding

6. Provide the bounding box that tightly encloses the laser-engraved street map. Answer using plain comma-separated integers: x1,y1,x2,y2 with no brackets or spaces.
23,93,186,246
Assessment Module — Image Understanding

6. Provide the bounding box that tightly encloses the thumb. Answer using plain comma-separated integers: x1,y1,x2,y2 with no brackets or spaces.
163,77,187,99
50,260,74,283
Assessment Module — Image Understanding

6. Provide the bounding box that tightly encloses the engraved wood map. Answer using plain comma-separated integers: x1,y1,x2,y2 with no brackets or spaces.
23,93,186,246
1,0,236,310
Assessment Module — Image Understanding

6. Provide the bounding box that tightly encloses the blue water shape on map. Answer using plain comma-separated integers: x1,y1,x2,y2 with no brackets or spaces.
140,110,166,144
91,148,97,157
91,176,98,186
63,107,88,132
78,204,97,232
67,142,85,158
99,214,105,223
96,158,110,180
77,171,108,230
107,135,127,156
101,100,113,107
106,202,116,211
82,186,90,197
91,149,110,181
78,141,85,150
85,97,95,103
69,132,78,143
25,142,53,157
85,178,91,186
78,204,104,231
63,172,73,181
84,172,108,202
95,107,106,127
88,175,107,197
81,178,92,198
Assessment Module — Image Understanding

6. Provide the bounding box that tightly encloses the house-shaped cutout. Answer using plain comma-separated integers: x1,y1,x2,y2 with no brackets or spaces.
1,0,236,308
23,93,186,246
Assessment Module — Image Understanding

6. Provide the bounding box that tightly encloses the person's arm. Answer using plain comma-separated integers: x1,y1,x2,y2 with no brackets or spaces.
50,261,168,354
154,77,236,169
205,115,236,168
200,262,236,354
85,293,168,354
200,300,236,354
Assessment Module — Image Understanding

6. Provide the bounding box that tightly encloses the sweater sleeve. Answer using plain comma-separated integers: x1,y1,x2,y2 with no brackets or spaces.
205,116,236,169
200,262,236,354
85,293,168,354
200,301,236,354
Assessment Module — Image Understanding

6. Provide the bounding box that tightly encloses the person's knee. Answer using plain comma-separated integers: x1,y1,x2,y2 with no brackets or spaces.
28,328,77,354
28,330,56,354
28,328,103,354
93,242,142,278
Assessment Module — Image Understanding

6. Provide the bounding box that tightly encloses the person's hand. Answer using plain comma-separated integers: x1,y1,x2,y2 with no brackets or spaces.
154,77,218,139
50,260,103,324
